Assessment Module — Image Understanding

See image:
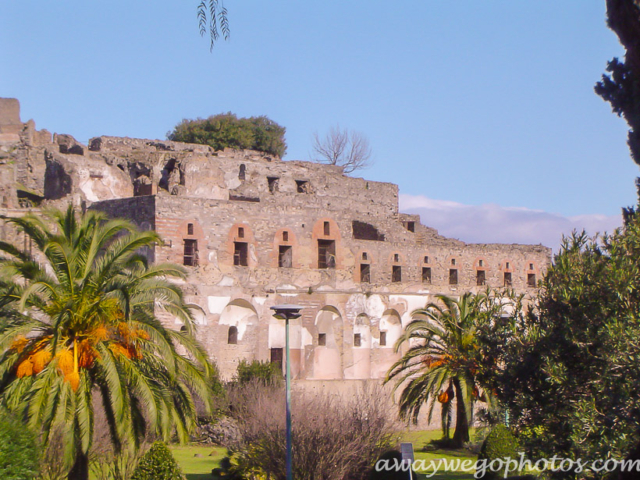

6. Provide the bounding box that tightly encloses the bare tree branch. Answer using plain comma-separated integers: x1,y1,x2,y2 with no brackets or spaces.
312,125,373,174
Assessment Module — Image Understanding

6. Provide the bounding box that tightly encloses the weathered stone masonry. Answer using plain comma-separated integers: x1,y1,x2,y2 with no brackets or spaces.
0,98,551,386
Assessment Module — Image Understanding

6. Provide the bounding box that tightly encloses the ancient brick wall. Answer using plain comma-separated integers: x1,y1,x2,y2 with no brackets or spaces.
0,97,552,388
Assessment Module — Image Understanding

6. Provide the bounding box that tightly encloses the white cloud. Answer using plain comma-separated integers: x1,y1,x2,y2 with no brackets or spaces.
399,194,623,253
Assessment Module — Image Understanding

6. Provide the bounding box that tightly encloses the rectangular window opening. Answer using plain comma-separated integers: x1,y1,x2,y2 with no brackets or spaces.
283,231,289,242
238,227,244,238
323,221,330,236
504,272,513,287
379,331,387,347
318,333,327,346
296,180,310,193
422,267,431,284
183,239,198,266
392,265,402,283
318,239,336,269
360,263,371,283
527,273,536,287
477,270,486,286
449,268,458,285
187,223,194,235
354,333,362,347
279,245,293,268
406,221,415,232
267,176,279,193
234,242,248,266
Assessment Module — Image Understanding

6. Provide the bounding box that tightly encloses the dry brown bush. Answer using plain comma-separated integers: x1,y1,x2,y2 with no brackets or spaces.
223,382,398,480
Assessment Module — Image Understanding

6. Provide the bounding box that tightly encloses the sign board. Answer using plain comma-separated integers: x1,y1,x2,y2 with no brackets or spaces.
400,442,414,464
400,442,414,479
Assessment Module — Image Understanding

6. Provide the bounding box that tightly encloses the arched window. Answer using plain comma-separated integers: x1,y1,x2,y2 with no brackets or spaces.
228,326,238,345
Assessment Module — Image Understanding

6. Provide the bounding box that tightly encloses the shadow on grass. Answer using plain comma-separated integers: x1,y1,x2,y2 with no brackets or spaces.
186,474,214,480
425,449,475,458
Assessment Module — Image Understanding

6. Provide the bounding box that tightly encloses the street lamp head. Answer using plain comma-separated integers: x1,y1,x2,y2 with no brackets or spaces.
271,304,303,320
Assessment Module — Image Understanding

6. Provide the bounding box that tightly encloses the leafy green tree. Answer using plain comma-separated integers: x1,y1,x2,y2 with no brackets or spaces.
167,113,287,158
497,226,640,477
385,292,511,448
0,206,216,480
0,408,41,479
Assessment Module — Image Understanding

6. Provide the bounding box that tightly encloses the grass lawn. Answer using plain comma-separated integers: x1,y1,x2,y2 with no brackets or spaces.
397,429,478,480
171,429,479,480
170,445,227,480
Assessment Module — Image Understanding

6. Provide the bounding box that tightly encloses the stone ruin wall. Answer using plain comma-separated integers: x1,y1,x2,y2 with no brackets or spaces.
0,98,552,426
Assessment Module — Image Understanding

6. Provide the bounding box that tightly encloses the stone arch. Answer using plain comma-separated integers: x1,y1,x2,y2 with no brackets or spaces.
371,309,403,379
312,306,344,379
311,218,342,269
226,223,257,267
268,307,305,378
272,228,299,268
380,309,403,346
217,299,259,379
350,313,371,379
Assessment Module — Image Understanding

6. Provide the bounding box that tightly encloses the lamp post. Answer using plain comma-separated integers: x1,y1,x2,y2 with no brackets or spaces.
270,304,303,480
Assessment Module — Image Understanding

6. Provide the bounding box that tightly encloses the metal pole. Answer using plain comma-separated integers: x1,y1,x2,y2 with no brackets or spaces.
285,316,292,480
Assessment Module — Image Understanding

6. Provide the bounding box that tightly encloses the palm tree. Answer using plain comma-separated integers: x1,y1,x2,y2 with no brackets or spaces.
385,293,498,448
0,206,216,480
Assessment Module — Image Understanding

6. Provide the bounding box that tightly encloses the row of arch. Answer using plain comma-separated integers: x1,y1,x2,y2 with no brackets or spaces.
213,299,404,380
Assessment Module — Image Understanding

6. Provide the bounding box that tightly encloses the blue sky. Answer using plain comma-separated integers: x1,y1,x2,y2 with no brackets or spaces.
0,1,634,250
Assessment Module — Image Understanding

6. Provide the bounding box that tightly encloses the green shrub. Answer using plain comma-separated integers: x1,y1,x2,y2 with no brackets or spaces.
131,441,184,480
236,359,283,386
0,409,40,480
167,113,287,157
477,425,522,479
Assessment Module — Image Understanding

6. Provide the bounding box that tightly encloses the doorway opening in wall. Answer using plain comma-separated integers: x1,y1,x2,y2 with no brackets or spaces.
183,239,198,266
279,245,293,268
234,242,248,266
504,272,512,287
528,273,536,287
449,269,458,285
477,270,486,286
392,265,402,283
318,240,336,269
360,263,371,283
422,267,431,284
270,348,284,372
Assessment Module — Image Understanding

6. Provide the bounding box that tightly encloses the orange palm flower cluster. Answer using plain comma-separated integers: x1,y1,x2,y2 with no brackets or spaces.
10,320,150,391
